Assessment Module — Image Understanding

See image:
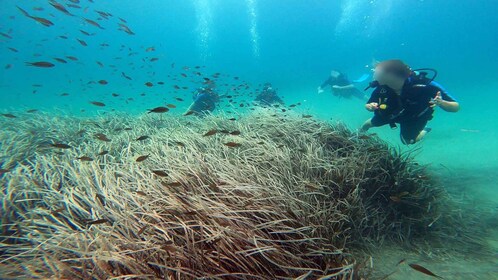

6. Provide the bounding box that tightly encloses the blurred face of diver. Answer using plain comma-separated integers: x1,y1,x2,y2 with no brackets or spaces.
373,65,406,91
330,70,340,78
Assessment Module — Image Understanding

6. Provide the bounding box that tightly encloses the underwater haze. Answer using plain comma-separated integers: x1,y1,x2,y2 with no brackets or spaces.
1,0,498,279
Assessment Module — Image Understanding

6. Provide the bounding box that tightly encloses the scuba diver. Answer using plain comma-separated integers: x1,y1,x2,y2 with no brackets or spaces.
360,59,460,145
317,70,368,100
183,81,219,116
254,82,284,106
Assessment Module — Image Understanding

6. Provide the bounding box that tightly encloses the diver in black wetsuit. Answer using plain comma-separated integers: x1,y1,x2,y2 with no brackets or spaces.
360,59,460,145
184,81,219,116
254,82,284,106
317,70,367,100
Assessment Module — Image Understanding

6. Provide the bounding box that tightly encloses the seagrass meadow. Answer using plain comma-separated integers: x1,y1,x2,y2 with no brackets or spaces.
0,109,493,279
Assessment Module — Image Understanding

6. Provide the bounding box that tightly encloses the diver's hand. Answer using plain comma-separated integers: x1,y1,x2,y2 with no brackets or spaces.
429,91,443,108
317,87,324,94
366,102,379,111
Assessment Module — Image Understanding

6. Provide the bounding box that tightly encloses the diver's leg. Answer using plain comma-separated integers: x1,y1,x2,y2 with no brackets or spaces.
361,115,388,132
400,119,429,144
360,118,373,132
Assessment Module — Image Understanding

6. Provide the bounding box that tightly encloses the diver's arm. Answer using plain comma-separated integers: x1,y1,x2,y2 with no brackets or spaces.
431,91,460,112
318,77,334,93
332,84,355,90
437,100,460,112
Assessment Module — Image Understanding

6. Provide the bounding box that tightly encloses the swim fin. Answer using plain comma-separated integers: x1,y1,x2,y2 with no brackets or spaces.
352,73,370,83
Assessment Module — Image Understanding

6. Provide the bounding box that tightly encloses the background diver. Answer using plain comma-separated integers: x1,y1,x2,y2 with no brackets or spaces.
183,81,220,116
317,69,369,100
254,82,284,106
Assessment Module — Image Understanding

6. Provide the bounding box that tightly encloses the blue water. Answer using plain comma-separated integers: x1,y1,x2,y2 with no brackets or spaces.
1,1,497,190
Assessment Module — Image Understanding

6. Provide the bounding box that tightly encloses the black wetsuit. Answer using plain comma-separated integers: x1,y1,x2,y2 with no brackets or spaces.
367,77,456,144
254,87,283,106
320,74,364,99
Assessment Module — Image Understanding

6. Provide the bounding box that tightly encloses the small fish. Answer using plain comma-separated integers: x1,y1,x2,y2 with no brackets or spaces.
183,110,194,116
8,47,18,53
136,135,149,141
98,150,109,156
98,80,108,85
302,114,313,118
136,155,149,162
80,30,92,36
77,156,94,161
148,107,169,113
25,61,55,68
83,18,104,29
175,97,184,102
2,113,16,118
389,196,401,202
94,133,111,142
136,191,147,196
166,104,176,108
203,129,218,137
51,143,72,149
408,263,444,279
152,170,168,177
76,38,87,46
118,23,135,35
26,109,38,113
137,225,148,235
53,57,67,63
112,93,119,97
49,0,74,16
17,6,54,27
229,130,241,136
224,142,241,148
0,32,13,39
66,56,78,61
50,206,65,215
144,82,153,87
89,101,106,107
228,118,236,121
86,219,109,225
121,72,132,80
